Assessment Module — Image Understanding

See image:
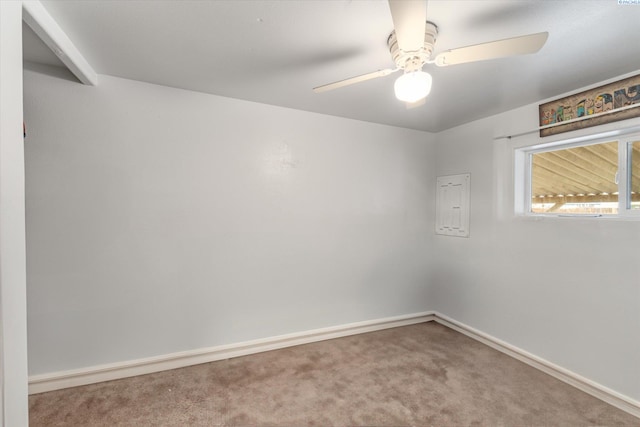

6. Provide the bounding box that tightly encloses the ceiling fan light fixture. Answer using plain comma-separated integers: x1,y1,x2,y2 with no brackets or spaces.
394,70,432,103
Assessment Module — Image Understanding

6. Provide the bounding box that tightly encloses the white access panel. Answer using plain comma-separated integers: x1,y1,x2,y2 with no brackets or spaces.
436,173,470,237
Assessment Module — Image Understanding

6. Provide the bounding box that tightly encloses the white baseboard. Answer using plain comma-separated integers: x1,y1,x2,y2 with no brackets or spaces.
28,311,436,395
432,312,640,419
28,310,640,420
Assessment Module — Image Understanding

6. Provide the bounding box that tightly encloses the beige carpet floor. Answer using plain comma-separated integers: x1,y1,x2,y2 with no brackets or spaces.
29,322,639,426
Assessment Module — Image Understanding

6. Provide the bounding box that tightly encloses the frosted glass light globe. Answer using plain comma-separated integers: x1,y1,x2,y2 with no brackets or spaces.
394,71,432,103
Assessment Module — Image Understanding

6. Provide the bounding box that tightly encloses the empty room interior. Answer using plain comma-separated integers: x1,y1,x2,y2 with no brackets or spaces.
2,0,640,425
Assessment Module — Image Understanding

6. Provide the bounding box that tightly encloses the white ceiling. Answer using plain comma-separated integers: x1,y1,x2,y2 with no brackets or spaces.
23,0,640,133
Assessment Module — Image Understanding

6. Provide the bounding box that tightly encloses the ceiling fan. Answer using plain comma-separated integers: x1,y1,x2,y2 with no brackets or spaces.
313,0,548,106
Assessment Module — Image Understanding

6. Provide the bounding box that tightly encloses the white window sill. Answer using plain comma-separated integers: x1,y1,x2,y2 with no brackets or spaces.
515,213,640,222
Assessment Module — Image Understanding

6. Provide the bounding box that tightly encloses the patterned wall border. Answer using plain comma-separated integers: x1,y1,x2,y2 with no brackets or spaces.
539,74,640,137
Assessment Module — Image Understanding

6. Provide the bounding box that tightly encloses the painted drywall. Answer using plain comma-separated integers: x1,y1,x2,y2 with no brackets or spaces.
23,51,639,408
23,67,436,375
431,81,640,401
0,1,29,425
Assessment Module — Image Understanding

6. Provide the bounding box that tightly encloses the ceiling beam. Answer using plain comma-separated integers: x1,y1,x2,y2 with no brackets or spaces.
22,0,97,86
549,147,616,181
532,158,612,196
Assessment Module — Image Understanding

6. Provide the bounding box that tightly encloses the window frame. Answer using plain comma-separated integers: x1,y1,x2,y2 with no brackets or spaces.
515,130,640,219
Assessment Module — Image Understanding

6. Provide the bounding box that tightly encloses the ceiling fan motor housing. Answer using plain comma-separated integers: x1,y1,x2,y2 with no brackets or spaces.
388,21,438,72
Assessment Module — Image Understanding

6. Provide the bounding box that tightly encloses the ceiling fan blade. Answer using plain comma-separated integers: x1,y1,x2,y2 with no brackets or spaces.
434,31,548,67
388,0,427,53
313,68,398,93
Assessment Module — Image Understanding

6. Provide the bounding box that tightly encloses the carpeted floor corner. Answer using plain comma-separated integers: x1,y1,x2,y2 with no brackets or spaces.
29,322,640,426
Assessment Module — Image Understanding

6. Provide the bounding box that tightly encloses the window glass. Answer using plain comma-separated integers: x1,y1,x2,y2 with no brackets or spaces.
531,141,618,214
632,141,640,210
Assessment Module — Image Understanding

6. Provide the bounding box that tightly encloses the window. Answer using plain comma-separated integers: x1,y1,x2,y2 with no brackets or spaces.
518,133,640,217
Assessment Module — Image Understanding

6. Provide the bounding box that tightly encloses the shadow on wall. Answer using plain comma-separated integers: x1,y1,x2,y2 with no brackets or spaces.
23,61,77,84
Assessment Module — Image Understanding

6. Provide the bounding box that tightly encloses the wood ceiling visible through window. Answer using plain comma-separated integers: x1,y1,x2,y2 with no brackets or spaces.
531,141,640,212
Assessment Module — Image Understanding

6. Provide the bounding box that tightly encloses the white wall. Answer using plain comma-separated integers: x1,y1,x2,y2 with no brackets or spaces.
23,50,639,407
23,67,436,375
432,94,640,401
0,1,29,425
